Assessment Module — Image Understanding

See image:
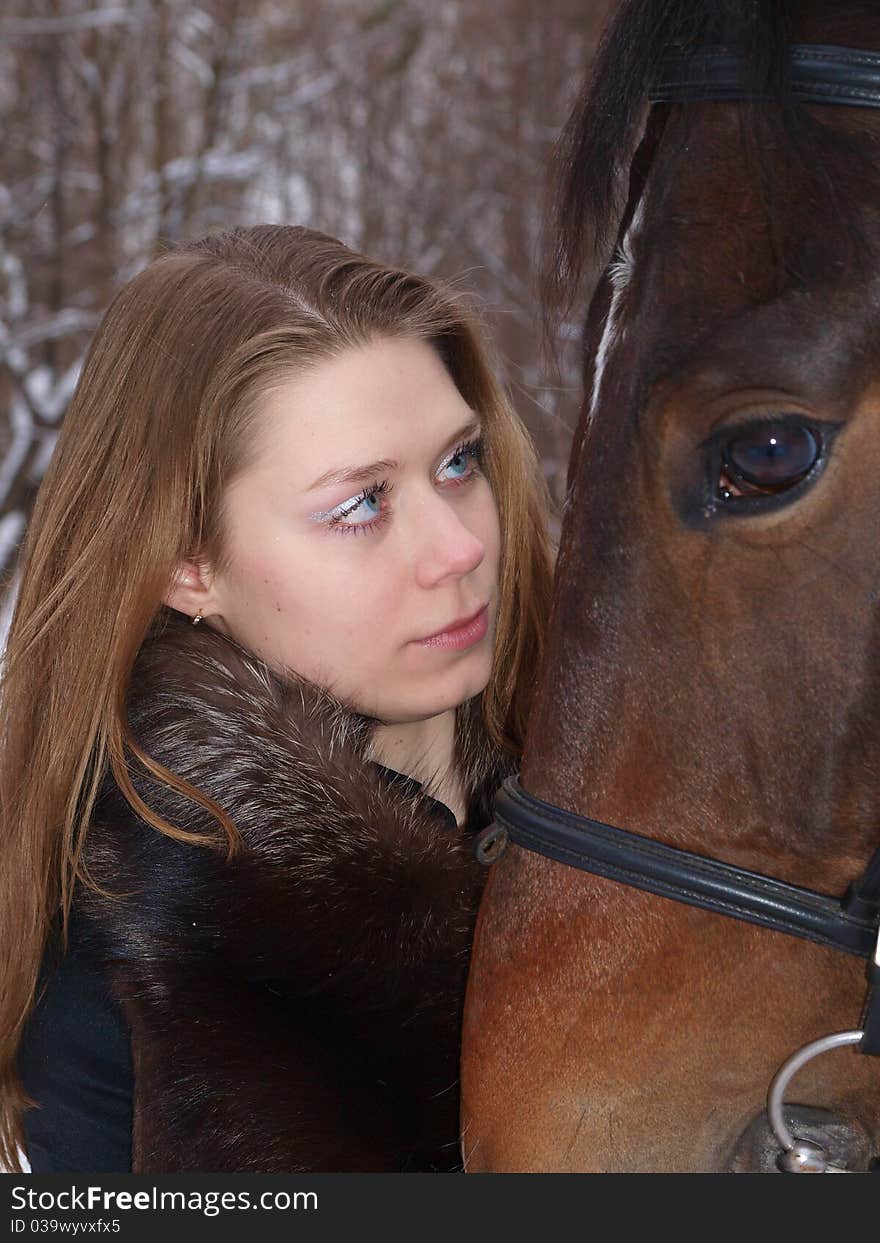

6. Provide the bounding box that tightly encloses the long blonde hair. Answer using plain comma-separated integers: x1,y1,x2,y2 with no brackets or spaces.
0,224,556,1170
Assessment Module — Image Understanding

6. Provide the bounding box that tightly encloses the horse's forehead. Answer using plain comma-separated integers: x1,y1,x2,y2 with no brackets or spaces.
629,288,880,424
640,107,877,271
607,108,880,406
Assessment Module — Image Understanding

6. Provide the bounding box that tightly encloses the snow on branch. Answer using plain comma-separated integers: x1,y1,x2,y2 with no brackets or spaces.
0,8,135,37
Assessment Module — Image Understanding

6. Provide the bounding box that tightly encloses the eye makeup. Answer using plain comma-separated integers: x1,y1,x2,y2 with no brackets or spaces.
308,435,485,538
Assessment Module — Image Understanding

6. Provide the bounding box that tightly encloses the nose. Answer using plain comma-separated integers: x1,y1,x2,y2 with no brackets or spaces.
412,487,486,586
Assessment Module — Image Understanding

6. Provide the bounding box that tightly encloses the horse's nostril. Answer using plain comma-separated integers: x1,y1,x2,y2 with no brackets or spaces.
729,1105,875,1173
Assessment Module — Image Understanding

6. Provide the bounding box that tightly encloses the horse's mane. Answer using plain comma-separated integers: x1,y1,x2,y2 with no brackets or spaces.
542,0,878,331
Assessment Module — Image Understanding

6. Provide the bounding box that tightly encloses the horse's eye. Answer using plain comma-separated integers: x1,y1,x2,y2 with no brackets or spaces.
720,421,820,498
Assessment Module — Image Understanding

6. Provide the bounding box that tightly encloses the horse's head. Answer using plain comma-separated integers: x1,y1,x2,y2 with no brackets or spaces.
462,0,880,1172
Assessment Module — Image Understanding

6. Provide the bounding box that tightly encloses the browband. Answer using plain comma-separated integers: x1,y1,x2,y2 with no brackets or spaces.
480,773,880,960
650,43,880,109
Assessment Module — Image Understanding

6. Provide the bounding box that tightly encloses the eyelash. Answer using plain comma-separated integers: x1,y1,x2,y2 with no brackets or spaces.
327,436,485,538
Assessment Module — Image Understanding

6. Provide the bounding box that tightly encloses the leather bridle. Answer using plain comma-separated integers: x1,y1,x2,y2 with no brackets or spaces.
474,42,880,1174
650,42,880,110
475,774,880,1043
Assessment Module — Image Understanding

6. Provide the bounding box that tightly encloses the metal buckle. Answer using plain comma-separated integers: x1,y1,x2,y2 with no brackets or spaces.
474,821,508,866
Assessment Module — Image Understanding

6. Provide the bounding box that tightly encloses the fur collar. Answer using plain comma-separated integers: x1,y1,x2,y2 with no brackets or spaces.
79,607,516,1173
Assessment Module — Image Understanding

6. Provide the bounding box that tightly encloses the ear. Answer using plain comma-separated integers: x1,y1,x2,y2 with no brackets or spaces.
162,558,222,622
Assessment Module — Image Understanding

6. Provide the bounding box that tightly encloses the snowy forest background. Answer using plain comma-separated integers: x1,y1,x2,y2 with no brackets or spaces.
1,0,613,634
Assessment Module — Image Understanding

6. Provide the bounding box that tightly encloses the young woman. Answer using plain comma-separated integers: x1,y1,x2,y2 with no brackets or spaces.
0,224,556,1174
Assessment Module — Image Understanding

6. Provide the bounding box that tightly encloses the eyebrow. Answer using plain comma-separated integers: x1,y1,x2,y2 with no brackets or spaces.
304,417,482,494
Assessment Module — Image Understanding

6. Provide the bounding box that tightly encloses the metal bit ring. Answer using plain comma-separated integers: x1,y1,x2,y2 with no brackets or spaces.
767,1029,865,1171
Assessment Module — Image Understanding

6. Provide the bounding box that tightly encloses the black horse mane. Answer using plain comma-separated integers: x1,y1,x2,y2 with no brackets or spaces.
541,0,877,330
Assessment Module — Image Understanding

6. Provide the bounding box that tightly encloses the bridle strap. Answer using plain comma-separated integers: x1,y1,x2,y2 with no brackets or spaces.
650,43,880,109
482,774,880,961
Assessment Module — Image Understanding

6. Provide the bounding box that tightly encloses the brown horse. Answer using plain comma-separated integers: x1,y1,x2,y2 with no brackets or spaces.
461,0,880,1172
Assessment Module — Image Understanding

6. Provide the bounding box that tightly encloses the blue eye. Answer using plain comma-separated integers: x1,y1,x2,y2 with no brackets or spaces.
328,479,394,537
440,439,482,482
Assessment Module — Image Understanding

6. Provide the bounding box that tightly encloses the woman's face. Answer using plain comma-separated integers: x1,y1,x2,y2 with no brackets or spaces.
199,336,501,724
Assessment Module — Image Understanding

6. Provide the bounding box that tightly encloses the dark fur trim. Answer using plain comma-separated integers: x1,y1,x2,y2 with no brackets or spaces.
79,608,516,1172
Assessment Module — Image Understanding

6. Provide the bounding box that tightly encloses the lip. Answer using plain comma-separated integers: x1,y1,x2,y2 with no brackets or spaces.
415,603,489,650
